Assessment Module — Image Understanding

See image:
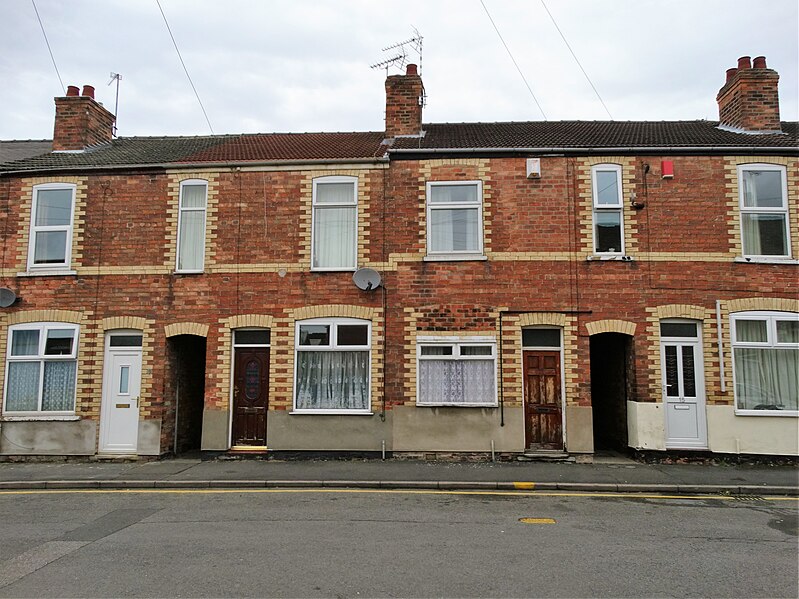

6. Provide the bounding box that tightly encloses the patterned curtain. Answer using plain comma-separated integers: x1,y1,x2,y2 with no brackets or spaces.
5,362,41,411
295,351,369,410
419,360,494,404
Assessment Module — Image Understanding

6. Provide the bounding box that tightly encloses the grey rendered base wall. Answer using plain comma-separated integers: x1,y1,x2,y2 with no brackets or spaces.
201,409,230,451
565,405,594,453
0,420,96,455
268,412,392,451
137,419,162,455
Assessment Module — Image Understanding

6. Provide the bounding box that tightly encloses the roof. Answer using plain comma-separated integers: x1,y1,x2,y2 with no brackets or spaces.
0,140,52,163
1,121,796,174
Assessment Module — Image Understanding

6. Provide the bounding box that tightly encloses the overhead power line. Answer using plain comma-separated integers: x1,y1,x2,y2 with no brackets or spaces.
540,0,613,120
479,0,547,120
156,0,214,134
31,0,65,94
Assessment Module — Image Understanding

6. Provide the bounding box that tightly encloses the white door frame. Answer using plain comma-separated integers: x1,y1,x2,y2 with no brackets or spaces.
660,320,708,449
99,330,143,454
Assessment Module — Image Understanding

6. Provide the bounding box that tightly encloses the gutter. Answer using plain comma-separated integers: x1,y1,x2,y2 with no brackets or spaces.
388,145,798,156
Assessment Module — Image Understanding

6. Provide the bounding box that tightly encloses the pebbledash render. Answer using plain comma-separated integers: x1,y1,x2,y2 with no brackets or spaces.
0,57,796,460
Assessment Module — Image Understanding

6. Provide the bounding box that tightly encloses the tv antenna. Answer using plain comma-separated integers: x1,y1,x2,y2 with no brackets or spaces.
370,27,424,75
107,72,121,136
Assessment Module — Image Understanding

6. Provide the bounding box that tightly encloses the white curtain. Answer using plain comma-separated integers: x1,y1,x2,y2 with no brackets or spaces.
313,206,356,268
734,348,798,410
429,208,478,252
11,330,40,356
178,211,205,270
419,359,494,404
5,362,40,411
295,351,369,410
42,361,76,411
742,213,787,256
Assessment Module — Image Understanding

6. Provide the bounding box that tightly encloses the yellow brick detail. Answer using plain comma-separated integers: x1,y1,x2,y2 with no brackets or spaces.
165,322,210,338
585,319,636,336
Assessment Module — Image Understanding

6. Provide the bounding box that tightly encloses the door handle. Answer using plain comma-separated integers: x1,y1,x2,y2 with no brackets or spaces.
132,396,139,407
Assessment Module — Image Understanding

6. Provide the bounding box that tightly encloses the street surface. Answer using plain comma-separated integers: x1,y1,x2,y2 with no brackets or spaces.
0,488,796,598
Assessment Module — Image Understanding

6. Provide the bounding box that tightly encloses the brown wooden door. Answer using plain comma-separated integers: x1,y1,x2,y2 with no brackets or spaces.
232,347,269,446
524,350,563,449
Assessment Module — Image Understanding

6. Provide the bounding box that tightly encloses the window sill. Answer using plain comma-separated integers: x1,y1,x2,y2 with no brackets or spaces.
17,269,77,277
289,410,374,416
424,254,487,262
173,270,205,275
416,403,499,408
310,268,358,273
734,256,798,265
734,409,798,417
585,255,634,262
1,414,80,422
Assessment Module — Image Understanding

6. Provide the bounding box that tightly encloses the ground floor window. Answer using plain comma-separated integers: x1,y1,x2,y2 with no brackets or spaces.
731,311,798,414
294,318,370,412
3,322,79,414
417,337,496,406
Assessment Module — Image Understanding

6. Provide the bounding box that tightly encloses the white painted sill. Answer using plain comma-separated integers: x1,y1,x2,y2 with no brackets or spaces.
173,270,205,275
423,254,487,262
734,256,799,265
289,410,374,416
734,409,798,418
1,415,80,422
416,403,499,408
585,255,634,262
17,270,77,277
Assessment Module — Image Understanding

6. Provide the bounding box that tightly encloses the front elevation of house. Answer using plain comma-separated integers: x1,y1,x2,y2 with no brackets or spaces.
0,57,796,459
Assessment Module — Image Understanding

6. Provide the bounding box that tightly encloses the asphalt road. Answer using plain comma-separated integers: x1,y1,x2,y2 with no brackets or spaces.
0,488,796,598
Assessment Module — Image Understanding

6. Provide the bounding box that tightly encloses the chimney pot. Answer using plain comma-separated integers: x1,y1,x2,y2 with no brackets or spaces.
725,68,738,83
66,85,80,97
406,63,418,76
718,55,780,132
737,56,752,70
753,56,767,69
81,85,95,99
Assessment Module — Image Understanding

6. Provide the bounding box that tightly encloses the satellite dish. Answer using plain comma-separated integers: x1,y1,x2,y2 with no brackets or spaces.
0,288,17,308
352,268,382,291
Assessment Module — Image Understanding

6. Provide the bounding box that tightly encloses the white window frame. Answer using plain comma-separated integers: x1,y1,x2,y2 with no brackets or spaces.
311,176,358,272
737,164,791,259
27,183,76,271
292,317,371,414
3,322,79,416
731,311,798,416
425,180,485,259
416,336,497,407
591,164,625,255
175,179,208,273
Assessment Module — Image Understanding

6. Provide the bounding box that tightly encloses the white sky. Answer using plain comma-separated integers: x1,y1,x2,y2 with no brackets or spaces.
1,0,797,139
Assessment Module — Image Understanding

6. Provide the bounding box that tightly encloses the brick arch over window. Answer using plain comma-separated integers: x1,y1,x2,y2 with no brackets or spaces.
727,297,799,314
653,304,706,320
6,309,84,325
165,322,209,338
223,314,275,330
517,313,567,327
291,304,377,321
102,316,148,331
585,319,636,336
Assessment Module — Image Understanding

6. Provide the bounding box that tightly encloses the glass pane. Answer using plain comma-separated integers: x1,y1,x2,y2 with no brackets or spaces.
177,211,205,270
734,347,798,410
234,330,270,345
41,361,76,411
660,322,698,338
742,170,783,208
418,359,494,404
594,211,622,253
420,346,453,356
180,184,207,208
245,360,260,400
299,325,329,346
595,170,620,205
109,335,143,347
316,182,355,204
664,345,679,397
312,206,356,268
33,230,67,264
735,320,768,343
522,329,560,348
776,320,799,344
11,330,40,356
681,346,697,397
337,325,368,346
430,208,479,252
461,346,492,356
35,189,72,226
295,350,369,410
429,184,478,204
119,366,130,394
741,213,788,256
44,329,75,355
5,362,41,411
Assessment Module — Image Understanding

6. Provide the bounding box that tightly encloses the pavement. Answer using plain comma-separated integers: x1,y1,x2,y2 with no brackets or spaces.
0,453,797,495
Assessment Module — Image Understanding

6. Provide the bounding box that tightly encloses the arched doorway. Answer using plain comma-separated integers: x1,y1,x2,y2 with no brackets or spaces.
590,333,633,451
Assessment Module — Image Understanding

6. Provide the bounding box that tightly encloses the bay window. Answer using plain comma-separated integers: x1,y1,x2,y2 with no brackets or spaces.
312,176,357,270
738,165,790,258
426,181,484,258
417,337,497,406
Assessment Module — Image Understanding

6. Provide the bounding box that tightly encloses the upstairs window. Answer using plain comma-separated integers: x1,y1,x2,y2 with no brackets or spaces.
417,337,496,406
312,176,357,270
426,181,484,258
3,323,79,414
591,165,624,254
176,180,208,272
738,165,790,258
28,183,75,270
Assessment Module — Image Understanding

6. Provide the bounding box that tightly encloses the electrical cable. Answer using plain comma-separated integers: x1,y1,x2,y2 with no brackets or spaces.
31,0,65,94
155,0,214,134
479,0,547,120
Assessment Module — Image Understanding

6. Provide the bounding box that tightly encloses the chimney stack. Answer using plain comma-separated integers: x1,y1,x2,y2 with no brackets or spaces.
717,55,781,132
52,83,116,151
385,64,423,137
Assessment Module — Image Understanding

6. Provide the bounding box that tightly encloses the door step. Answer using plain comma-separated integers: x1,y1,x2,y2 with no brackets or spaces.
517,450,574,463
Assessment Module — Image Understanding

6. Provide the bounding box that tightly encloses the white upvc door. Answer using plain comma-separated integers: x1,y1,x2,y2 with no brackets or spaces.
661,338,708,449
99,346,142,453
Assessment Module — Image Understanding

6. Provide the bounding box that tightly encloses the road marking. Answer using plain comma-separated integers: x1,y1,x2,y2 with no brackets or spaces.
519,517,556,524
513,482,535,489
0,488,796,501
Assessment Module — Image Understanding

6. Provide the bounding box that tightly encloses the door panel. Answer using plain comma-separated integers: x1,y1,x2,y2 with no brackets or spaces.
662,340,707,449
232,347,269,446
100,350,142,453
524,350,563,449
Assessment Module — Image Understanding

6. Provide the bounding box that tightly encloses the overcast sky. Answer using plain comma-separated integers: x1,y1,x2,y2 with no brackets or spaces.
1,0,797,140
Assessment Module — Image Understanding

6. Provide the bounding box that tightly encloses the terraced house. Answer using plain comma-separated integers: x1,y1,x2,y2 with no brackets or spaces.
0,56,796,460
